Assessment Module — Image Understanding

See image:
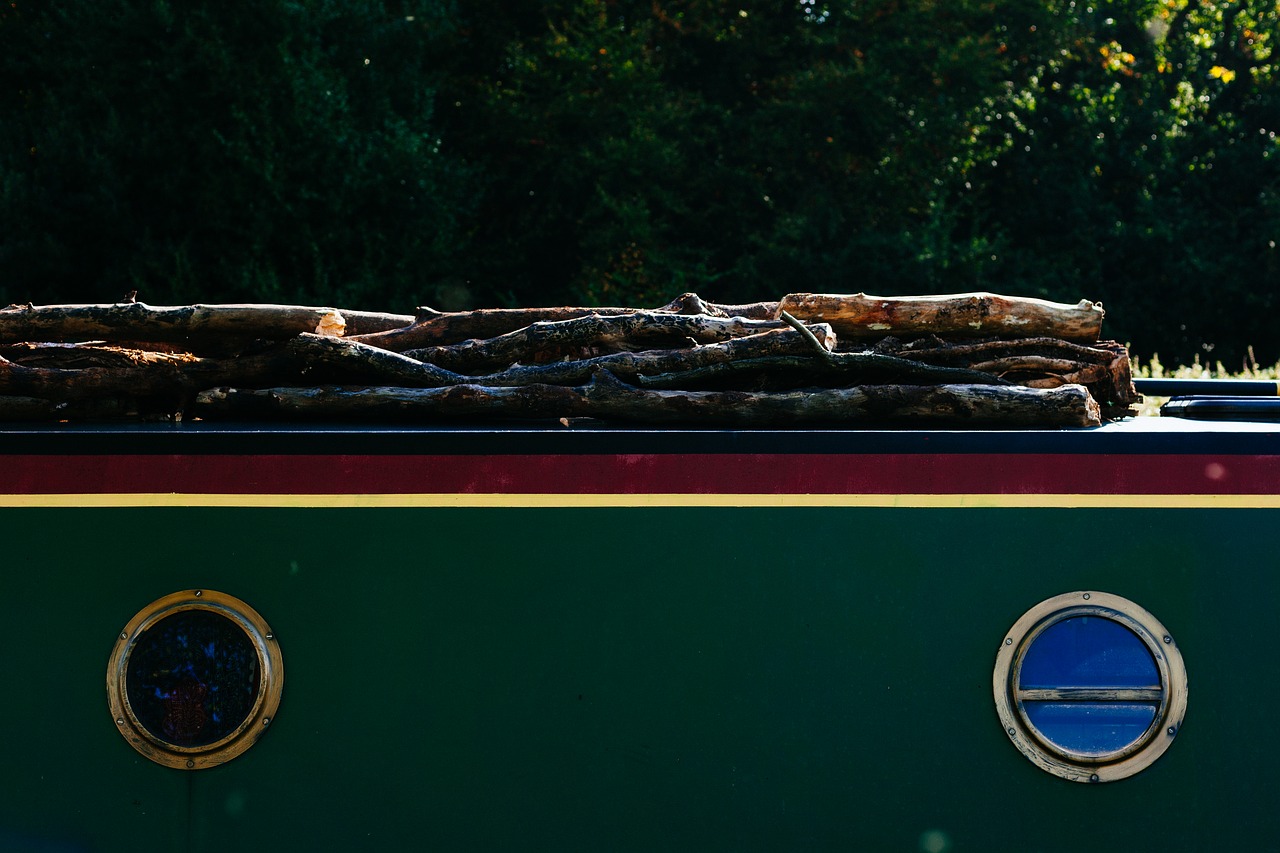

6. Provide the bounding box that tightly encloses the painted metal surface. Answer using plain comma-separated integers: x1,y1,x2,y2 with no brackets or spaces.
1,420,1278,851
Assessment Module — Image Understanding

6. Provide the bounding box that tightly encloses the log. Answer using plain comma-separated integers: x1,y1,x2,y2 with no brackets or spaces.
0,354,214,402
403,312,793,373
194,370,1100,427
882,336,1115,365
0,394,144,421
347,293,781,351
655,293,779,320
636,353,1009,389
0,302,415,345
263,334,463,387
348,306,642,352
0,342,202,370
883,337,1138,411
0,334,463,402
469,326,834,387
778,292,1105,342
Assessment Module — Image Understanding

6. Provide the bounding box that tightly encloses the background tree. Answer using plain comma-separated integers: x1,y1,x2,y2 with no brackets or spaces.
438,0,1059,308
2,0,1277,363
962,0,1280,362
1,0,473,308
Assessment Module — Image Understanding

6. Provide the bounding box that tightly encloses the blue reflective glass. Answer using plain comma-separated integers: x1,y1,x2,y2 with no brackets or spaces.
1023,702,1157,756
1019,616,1158,689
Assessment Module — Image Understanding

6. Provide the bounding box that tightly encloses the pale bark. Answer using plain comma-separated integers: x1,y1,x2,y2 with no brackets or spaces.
778,292,1106,342
0,302,414,345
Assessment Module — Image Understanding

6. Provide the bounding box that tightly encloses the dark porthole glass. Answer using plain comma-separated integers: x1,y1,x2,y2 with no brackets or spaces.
125,609,261,747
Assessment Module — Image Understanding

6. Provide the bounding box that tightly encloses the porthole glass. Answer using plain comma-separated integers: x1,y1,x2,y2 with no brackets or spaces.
107,590,283,770
993,592,1187,783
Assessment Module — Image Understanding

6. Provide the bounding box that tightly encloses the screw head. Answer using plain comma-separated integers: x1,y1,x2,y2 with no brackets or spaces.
1082,593,1091,600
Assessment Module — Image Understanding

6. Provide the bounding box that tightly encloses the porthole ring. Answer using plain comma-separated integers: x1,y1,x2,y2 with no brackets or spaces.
107,590,283,770
993,591,1187,783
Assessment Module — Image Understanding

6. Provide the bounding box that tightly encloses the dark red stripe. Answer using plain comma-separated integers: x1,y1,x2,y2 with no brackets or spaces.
2,453,1279,495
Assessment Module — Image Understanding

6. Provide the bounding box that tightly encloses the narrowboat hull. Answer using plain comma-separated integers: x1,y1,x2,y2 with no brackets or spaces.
2,419,1277,851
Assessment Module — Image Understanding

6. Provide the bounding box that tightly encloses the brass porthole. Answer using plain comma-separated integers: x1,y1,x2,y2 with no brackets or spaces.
107,590,283,770
993,591,1188,783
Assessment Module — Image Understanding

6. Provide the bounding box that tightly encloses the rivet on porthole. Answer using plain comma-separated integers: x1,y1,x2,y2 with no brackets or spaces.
106,590,284,770
992,591,1188,783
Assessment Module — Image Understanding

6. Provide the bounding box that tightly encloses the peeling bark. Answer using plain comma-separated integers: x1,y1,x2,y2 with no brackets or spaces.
779,292,1106,342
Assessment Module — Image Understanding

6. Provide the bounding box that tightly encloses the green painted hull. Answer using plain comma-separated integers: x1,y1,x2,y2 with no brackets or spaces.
2,503,1272,851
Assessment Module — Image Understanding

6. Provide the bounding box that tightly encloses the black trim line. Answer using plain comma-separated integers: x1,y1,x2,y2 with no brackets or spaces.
0,420,1278,455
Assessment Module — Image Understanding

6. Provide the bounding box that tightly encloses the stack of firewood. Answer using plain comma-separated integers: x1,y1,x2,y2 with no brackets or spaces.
0,292,1138,427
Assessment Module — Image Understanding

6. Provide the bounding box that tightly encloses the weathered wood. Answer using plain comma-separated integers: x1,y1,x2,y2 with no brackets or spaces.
0,355,214,402
0,293,1126,426
0,342,202,370
469,326,834,387
404,312,792,373
882,336,1117,364
655,292,780,320
778,292,1106,342
883,336,1138,410
194,370,1100,427
265,334,464,386
1016,688,1163,701
348,306,643,352
637,353,1009,389
0,334,463,402
348,293,781,351
855,382,1100,427
0,302,414,345
0,394,143,421
883,336,1114,364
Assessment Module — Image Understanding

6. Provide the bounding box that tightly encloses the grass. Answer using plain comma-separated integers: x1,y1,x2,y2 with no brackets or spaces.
1132,347,1280,416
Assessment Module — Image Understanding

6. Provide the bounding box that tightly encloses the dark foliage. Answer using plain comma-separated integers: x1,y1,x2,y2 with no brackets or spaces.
2,0,1277,363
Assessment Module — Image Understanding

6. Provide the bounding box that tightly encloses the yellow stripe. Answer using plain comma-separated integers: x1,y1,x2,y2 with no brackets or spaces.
1,493,1280,508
